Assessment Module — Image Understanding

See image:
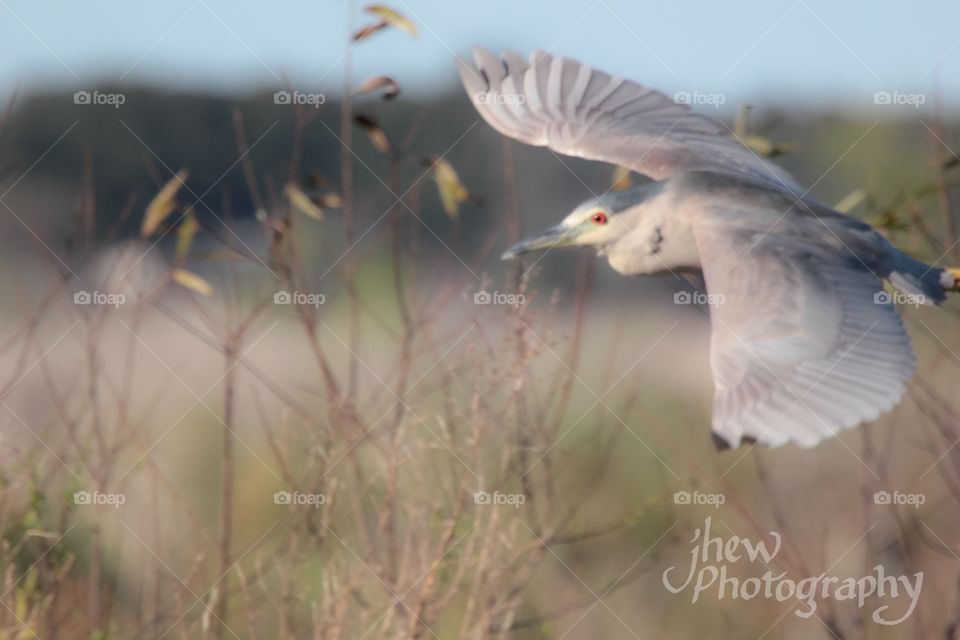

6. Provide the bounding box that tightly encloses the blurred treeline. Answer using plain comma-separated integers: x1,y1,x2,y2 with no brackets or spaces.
2,85,956,282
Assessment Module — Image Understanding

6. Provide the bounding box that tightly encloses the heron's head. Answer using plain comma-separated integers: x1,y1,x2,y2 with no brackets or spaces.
501,184,655,259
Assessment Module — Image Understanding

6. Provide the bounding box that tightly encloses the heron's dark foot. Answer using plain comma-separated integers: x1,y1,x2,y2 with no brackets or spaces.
711,433,732,451
711,433,759,451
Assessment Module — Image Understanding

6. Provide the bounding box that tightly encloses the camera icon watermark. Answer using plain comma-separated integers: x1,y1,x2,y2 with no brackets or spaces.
273,490,326,508
473,490,525,508
873,490,925,508
73,90,125,109
473,290,525,307
274,290,325,308
673,490,726,508
74,490,126,509
274,90,326,108
873,91,925,109
74,290,126,308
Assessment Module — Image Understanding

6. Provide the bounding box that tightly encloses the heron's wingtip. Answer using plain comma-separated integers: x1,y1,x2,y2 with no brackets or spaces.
471,46,493,61
456,55,486,94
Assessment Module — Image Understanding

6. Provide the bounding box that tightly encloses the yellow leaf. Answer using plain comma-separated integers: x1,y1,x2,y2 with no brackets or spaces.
355,75,401,100
741,134,775,156
427,157,470,219
175,210,199,263
731,106,795,158
833,188,866,213
364,4,417,37
196,250,243,262
22,567,37,595
611,165,633,191
866,210,909,233
317,192,342,209
172,269,213,296
739,134,796,158
733,105,751,139
354,115,391,153
141,169,189,237
352,21,388,42
285,183,325,220
15,586,26,620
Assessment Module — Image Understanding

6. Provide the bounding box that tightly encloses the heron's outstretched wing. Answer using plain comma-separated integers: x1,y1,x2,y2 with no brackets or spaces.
457,48,800,192
690,206,914,448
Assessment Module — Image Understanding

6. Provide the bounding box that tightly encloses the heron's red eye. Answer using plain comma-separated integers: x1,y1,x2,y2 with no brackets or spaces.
591,212,608,225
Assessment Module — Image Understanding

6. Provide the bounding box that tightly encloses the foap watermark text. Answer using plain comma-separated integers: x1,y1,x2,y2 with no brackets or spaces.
674,490,726,508
873,91,925,108
874,290,929,308
674,291,724,308
274,290,325,308
473,491,525,508
274,90,326,108
274,490,326,508
74,291,126,308
74,90,125,109
674,91,726,108
474,290,524,307
874,490,925,508
474,92,526,105
74,490,126,509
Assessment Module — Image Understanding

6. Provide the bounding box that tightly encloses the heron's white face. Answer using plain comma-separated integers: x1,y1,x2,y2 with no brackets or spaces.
560,201,624,246
501,199,624,259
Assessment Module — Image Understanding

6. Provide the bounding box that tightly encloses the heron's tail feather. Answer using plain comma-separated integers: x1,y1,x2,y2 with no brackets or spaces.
887,253,948,304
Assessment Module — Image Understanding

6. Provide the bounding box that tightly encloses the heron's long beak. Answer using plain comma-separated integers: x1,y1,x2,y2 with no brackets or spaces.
501,223,579,260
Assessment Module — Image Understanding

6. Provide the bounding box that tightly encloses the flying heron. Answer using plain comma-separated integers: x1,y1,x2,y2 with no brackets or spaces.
457,48,959,450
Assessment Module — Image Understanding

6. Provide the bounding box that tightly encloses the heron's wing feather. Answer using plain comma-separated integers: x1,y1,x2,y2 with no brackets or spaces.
690,206,914,448
457,48,800,192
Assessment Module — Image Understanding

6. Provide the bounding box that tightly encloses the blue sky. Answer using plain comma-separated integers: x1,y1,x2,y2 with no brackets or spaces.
2,0,960,111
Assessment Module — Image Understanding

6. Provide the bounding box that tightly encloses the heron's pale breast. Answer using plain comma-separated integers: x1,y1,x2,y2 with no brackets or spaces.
605,198,700,276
